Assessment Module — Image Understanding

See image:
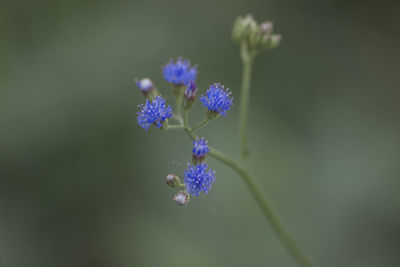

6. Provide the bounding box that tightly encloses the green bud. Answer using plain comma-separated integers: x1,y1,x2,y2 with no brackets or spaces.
260,21,273,34
269,34,282,49
166,173,181,187
232,14,257,44
232,14,281,53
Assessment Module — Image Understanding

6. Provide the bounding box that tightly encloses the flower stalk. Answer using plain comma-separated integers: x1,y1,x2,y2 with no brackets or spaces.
135,15,315,267
238,42,255,162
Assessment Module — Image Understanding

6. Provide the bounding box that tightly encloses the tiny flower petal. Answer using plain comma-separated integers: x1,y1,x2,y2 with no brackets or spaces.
184,163,215,197
137,95,173,130
192,137,209,162
163,58,197,86
200,83,233,116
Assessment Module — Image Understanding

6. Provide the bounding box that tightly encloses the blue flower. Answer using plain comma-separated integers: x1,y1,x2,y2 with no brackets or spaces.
137,96,173,130
163,58,197,86
135,77,154,94
184,163,215,197
192,137,209,161
200,83,233,116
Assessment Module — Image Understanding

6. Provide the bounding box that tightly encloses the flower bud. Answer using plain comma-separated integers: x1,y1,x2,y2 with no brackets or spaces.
232,14,281,53
232,14,257,44
135,78,160,100
183,80,197,109
173,191,189,206
260,21,273,34
166,173,181,187
136,78,153,93
269,34,282,49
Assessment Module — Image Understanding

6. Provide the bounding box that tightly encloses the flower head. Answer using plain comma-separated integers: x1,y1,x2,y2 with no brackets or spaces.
192,137,209,162
200,83,233,116
135,77,154,94
184,163,215,197
163,58,197,86
137,95,172,130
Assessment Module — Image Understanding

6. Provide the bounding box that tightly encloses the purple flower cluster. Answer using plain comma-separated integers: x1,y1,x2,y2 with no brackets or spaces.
137,96,172,130
135,58,235,202
163,58,197,86
184,163,215,197
200,83,233,116
192,137,209,162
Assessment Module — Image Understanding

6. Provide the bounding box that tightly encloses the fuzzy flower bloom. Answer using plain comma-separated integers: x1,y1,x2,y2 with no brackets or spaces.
184,163,215,197
192,137,209,162
163,58,197,86
137,95,172,130
200,83,233,116
135,77,154,94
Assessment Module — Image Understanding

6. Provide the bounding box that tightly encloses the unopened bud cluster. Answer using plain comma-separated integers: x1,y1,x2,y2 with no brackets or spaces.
232,14,281,52
166,174,190,206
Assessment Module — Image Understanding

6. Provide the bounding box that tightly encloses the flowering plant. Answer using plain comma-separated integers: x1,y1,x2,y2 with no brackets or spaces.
135,15,315,267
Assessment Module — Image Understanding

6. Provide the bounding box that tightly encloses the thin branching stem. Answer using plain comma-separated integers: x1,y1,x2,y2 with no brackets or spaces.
190,117,209,133
165,43,315,267
208,148,315,267
238,43,255,163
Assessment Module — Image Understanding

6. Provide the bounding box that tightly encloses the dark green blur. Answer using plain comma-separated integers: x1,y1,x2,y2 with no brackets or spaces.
1,0,399,266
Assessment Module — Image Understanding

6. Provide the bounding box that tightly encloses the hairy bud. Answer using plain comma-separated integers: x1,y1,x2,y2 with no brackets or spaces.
166,173,181,187
173,191,190,206
232,14,281,53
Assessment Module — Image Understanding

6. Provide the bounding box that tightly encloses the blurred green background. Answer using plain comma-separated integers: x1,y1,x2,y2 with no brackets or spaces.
1,0,400,266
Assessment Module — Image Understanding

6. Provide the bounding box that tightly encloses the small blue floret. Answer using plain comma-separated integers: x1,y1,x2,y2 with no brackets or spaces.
137,95,172,130
200,83,233,116
184,163,215,197
163,58,197,86
192,137,209,161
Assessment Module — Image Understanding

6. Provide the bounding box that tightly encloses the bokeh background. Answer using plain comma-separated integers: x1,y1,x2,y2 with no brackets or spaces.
1,0,400,266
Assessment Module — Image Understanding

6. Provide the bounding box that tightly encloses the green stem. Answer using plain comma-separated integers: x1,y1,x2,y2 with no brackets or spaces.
163,124,183,130
190,117,209,133
238,43,254,162
176,45,315,266
183,109,189,129
208,148,315,267
182,109,194,139
173,85,185,123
